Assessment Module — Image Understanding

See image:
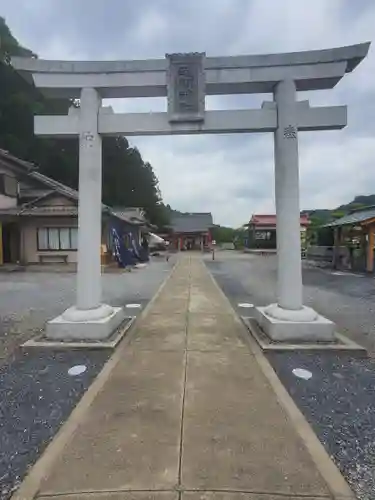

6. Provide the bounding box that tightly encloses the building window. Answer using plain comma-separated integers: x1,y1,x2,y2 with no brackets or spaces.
59,228,71,250
37,227,78,251
0,173,18,197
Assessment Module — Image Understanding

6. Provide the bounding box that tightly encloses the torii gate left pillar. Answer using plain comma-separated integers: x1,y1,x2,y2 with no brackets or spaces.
47,87,126,339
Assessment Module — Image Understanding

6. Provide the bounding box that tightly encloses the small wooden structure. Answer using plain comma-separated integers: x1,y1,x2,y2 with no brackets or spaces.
325,206,375,272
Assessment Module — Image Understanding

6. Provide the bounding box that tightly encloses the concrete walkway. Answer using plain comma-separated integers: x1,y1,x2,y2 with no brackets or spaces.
19,256,350,500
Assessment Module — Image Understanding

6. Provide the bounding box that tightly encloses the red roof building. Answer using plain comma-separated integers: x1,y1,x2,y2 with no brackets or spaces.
249,214,310,228
169,213,213,251
247,214,310,250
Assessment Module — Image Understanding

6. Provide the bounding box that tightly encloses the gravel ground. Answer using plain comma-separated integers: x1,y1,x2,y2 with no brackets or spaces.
0,257,173,498
206,251,375,500
0,349,111,500
268,352,375,500
205,251,375,352
0,257,173,362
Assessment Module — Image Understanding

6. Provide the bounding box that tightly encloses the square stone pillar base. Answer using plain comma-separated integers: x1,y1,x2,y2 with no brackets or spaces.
46,306,126,341
254,305,335,342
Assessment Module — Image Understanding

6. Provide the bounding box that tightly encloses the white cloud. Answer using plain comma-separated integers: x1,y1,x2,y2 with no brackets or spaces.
299,133,375,209
1,0,375,226
133,134,275,227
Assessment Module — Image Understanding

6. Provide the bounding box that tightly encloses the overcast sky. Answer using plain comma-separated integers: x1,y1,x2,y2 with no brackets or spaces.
2,0,375,227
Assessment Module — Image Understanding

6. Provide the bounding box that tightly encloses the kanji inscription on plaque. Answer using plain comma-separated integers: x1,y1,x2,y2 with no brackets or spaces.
167,52,205,123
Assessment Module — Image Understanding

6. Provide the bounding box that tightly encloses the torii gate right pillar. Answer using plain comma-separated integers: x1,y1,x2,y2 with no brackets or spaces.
274,79,304,312
254,79,334,341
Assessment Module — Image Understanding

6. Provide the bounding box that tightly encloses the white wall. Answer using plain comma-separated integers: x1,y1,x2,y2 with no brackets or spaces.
21,218,78,264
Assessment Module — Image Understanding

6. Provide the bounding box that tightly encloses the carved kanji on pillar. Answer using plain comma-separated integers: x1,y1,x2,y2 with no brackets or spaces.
283,124,297,139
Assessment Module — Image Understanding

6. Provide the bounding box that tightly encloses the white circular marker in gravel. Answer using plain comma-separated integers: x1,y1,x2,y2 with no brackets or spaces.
292,368,312,380
68,365,87,376
126,303,142,309
238,303,254,308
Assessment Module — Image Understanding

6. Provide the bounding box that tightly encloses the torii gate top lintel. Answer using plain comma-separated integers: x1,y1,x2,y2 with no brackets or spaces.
10,42,370,138
11,42,370,99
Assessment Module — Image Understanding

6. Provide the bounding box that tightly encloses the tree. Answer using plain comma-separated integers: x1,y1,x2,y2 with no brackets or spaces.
331,210,346,220
211,225,236,244
0,16,35,61
0,17,167,229
0,17,79,186
102,139,169,227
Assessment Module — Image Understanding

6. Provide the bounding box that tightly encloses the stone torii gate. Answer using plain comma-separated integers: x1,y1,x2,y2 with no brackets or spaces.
12,43,370,342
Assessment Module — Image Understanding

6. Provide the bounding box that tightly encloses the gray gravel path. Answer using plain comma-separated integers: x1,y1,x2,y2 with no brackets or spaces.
0,258,173,362
206,251,375,500
0,349,110,500
205,251,375,351
268,352,375,500
0,257,173,498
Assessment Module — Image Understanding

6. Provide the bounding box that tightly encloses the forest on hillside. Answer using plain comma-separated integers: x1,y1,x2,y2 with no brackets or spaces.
0,17,168,228
304,194,375,226
303,194,375,246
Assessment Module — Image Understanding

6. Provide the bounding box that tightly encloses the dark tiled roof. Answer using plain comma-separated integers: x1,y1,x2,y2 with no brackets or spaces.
29,171,80,202
171,213,213,233
0,150,147,226
0,206,78,216
111,207,147,226
325,207,375,227
20,206,79,216
0,148,35,170
0,148,81,204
